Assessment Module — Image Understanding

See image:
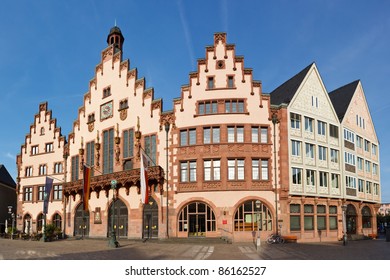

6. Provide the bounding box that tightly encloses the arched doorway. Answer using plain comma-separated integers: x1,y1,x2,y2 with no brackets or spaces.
74,203,89,237
108,199,128,238
346,204,357,234
142,197,158,239
23,214,32,234
37,213,44,233
178,201,216,237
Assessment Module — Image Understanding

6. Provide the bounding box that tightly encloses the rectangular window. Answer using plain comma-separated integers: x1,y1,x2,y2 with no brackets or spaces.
46,143,53,152
312,96,318,108
103,128,114,174
144,134,157,165
204,159,220,181
366,181,372,194
86,141,95,176
252,159,269,180
24,187,33,202
53,185,62,200
290,204,301,231
180,161,197,182
251,127,268,143
31,145,39,155
180,129,196,146
319,171,328,188
203,127,220,144
290,113,301,129
374,183,379,196
345,176,356,189
317,120,326,136
304,117,313,132
344,152,356,166
364,140,370,152
331,173,339,188
306,169,315,186
207,77,215,89
358,179,364,192
225,100,245,113
357,157,364,170
356,135,363,148
71,155,79,181
292,168,302,184
123,129,134,158
305,143,314,159
228,126,244,143
228,159,245,180
373,163,378,175
227,76,234,88
103,86,111,98
365,160,371,173
330,149,339,163
38,186,45,201
344,129,355,143
372,144,377,155
329,124,339,138
304,204,314,230
291,140,301,156
318,146,327,161
329,206,338,230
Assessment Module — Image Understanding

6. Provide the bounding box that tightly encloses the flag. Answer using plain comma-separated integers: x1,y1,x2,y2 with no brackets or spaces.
43,177,53,214
140,149,149,204
83,164,91,211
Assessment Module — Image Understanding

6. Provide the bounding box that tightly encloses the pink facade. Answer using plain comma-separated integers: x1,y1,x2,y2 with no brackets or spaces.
16,26,381,242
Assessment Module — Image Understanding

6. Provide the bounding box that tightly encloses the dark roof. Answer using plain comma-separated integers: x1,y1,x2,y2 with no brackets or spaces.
0,164,16,188
328,80,359,121
270,63,314,106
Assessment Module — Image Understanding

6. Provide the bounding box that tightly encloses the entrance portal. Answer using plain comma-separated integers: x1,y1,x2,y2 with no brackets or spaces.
108,199,128,238
74,203,89,237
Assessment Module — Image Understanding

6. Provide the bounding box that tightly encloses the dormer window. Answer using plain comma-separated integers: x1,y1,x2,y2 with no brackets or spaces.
103,86,111,98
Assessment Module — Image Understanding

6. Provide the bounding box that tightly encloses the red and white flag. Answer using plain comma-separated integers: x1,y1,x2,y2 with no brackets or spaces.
140,150,149,204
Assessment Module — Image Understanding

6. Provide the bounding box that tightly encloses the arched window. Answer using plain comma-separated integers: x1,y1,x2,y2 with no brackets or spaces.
53,213,62,229
361,206,372,228
37,213,44,232
234,200,272,231
178,202,216,236
40,127,45,135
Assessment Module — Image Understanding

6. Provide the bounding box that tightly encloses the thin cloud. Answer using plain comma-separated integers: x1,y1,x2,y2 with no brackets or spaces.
177,0,195,69
5,152,15,160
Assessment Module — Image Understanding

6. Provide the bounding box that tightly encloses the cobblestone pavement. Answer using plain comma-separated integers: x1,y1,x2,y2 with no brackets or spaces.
0,236,389,260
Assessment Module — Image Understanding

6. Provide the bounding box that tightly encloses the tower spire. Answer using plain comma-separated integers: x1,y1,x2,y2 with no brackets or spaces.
107,25,124,52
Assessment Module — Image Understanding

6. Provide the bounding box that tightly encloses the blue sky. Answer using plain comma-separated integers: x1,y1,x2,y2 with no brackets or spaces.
0,0,389,202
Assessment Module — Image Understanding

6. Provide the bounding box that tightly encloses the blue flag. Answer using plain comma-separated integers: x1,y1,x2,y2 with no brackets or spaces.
43,177,54,214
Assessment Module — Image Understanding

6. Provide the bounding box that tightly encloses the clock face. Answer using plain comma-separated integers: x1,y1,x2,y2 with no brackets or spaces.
101,101,113,120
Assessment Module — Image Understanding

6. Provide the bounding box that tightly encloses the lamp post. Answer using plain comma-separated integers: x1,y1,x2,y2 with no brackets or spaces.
164,122,170,238
271,113,279,236
341,204,347,245
108,180,119,248
8,206,14,240
255,200,261,251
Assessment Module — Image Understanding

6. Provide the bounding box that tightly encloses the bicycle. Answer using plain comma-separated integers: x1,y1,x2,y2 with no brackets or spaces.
266,233,285,244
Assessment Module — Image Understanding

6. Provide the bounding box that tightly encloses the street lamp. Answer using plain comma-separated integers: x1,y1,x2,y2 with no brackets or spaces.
341,204,347,246
271,113,279,236
165,122,170,238
108,180,119,248
8,206,15,240
255,200,261,251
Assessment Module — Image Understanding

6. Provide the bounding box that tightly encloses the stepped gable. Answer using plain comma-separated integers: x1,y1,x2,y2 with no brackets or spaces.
174,32,264,112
